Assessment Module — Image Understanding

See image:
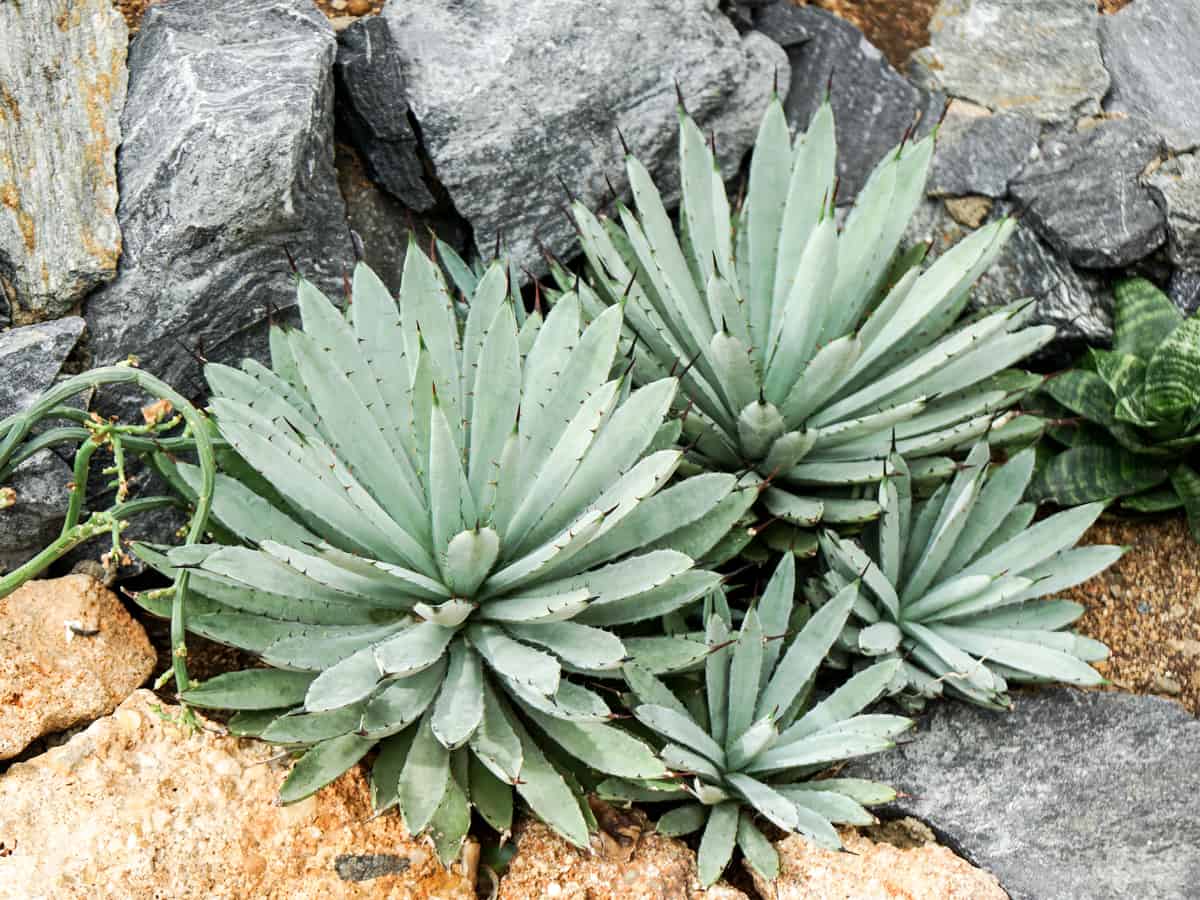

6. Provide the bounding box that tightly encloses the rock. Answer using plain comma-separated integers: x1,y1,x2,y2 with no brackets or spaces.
0,452,73,577
0,576,154,760
905,200,1112,358
0,318,86,418
750,820,1006,900
1147,154,1200,269
1168,268,1200,315
848,688,1200,900
382,0,786,275
335,143,469,296
0,0,127,324
84,0,353,411
928,101,1040,198
1009,118,1166,269
762,6,929,199
0,318,86,572
1099,0,1200,152
943,195,991,229
916,0,1108,123
497,815,746,899
753,3,812,47
334,16,435,211
0,690,473,898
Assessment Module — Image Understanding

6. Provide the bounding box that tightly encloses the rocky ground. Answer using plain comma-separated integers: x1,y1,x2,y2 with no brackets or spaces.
3,0,1200,897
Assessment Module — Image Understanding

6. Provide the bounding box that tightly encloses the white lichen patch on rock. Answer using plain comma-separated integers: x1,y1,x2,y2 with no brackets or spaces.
0,690,473,899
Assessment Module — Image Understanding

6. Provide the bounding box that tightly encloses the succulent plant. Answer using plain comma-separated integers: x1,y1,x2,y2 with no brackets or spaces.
813,441,1118,710
1031,277,1200,539
568,94,1050,540
616,555,909,885
133,244,744,858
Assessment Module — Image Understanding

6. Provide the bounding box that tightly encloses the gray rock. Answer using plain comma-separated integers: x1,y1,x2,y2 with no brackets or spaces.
766,7,929,199
383,0,786,276
1168,269,1200,316
0,0,127,324
84,0,353,409
0,318,85,573
905,200,1111,361
928,102,1040,198
1100,0,1200,152
0,318,87,419
753,3,811,47
334,16,435,212
849,689,1200,900
1147,154,1200,270
1009,118,1166,269
917,0,1108,123
335,143,470,296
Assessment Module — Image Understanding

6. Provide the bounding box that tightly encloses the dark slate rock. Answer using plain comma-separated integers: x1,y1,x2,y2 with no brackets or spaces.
0,319,85,572
335,143,469,296
767,7,928,199
84,0,353,411
334,16,435,212
928,103,1040,199
1100,0,1200,152
905,200,1111,363
1168,269,1200,316
849,689,1200,900
1009,118,1166,269
1147,153,1200,270
915,0,1108,123
383,0,785,276
0,318,87,419
752,2,811,47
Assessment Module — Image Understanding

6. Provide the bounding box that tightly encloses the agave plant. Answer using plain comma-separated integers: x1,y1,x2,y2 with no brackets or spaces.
1031,277,1200,539
133,243,745,858
813,441,1118,710
568,94,1050,537
613,556,909,885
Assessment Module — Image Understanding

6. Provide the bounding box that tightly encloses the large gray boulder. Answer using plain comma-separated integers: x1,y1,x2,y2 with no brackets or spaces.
0,0,127,324
1100,0,1200,153
381,0,786,275
927,102,1040,199
849,689,1200,900
0,319,86,574
84,0,353,406
916,0,1108,123
1147,154,1200,271
759,5,933,199
1009,118,1166,269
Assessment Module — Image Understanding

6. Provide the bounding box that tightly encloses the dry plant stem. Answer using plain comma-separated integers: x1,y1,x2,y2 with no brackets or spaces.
0,365,216,701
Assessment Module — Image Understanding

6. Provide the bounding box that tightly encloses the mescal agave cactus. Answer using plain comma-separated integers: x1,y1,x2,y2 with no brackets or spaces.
569,94,1051,536
619,556,909,885
814,441,1118,710
1032,277,1200,539
133,243,743,857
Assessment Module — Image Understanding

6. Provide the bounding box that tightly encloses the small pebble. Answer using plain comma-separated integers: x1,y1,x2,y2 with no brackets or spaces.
1137,601,1151,614
347,0,372,14
1154,675,1183,696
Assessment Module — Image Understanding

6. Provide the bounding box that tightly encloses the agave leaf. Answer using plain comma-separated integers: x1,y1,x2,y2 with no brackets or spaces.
697,801,740,887
360,659,447,739
622,635,711,674
524,708,667,779
279,733,375,805
181,669,315,710
428,769,472,864
261,704,364,745
575,570,720,627
399,713,451,834
726,609,764,747
960,502,1107,580
509,712,590,848
929,624,1104,685
468,623,561,696
705,613,733,746
505,621,625,670
782,659,902,743
757,554,796,681
467,300,521,506
373,622,458,678
623,663,691,717
173,463,317,548
658,803,709,838
634,704,726,767
430,641,485,749
469,680,523,781
737,812,780,880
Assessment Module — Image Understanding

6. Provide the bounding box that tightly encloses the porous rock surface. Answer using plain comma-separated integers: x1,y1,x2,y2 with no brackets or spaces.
84,0,353,409
0,576,154,760
1099,0,1200,152
918,0,1108,123
1009,117,1165,269
0,0,127,324
848,688,1200,900
750,820,1007,900
0,690,473,898
496,816,745,900
381,0,785,275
